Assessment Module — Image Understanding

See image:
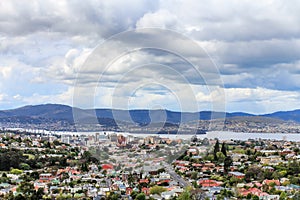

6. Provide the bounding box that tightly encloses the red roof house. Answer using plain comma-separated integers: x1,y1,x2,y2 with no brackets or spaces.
198,179,222,187
126,187,133,195
102,164,114,170
263,179,280,186
139,179,149,184
142,187,150,195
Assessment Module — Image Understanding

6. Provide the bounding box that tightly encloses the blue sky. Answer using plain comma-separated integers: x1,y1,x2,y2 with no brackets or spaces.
1,0,300,114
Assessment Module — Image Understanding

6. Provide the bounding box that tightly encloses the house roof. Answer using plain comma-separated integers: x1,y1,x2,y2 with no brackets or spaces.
240,188,267,196
263,179,280,186
229,171,245,176
40,173,52,176
102,164,114,170
198,179,222,187
142,187,150,192
139,179,149,183
150,194,163,200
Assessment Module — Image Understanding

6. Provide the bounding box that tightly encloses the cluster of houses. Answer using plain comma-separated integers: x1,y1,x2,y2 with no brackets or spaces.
171,139,300,199
0,131,300,199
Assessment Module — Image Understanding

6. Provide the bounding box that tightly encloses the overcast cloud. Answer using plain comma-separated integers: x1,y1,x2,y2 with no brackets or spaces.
1,0,300,114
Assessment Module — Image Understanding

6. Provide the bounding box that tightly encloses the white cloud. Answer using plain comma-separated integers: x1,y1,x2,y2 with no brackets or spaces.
0,93,8,102
0,66,12,79
225,87,300,114
13,87,74,107
0,0,158,37
136,9,179,29
1,0,300,113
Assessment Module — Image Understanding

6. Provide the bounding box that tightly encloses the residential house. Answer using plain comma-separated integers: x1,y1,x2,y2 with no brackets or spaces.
161,190,177,199
126,187,133,195
258,156,283,165
39,173,53,183
141,187,150,195
263,179,280,186
231,153,248,162
238,188,268,197
259,195,280,200
228,172,245,179
198,179,222,187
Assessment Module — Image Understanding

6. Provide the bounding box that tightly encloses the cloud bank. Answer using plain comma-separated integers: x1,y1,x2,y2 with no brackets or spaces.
1,0,300,114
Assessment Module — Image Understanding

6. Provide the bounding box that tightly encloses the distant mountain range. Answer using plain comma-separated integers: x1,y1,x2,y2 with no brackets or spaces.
0,104,300,126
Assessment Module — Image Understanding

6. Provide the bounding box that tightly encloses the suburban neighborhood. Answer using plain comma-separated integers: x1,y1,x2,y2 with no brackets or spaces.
0,130,300,199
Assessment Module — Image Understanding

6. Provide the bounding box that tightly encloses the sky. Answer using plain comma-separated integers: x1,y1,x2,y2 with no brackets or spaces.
1,0,300,114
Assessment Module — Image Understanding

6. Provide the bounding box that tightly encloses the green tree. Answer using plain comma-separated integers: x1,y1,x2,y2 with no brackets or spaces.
4,191,14,200
110,193,121,200
220,189,233,198
16,181,39,199
19,163,30,170
131,191,138,199
190,171,198,180
128,173,134,186
205,155,214,162
252,195,259,200
53,140,60,146
33,188,45,200
177,190,191,200
82,151,92,160
293,148,299,154
30,171,39,180
224,156,233,174
245,166,263,181
81,162,88,172
135,193,146,200
45,141,51,148
279,191,287,200
150,186,167,195
288,160,300,175
217,152,226,163
213,140,220,161
10,168,23,175
246,193,252,199
221,142,227,157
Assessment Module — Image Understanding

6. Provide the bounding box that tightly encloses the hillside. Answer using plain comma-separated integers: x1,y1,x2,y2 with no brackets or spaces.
263,110,300,122
0,104,255,124
0,104,300,132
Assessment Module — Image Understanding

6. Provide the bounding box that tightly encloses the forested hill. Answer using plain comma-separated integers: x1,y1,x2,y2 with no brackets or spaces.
0,104,300,125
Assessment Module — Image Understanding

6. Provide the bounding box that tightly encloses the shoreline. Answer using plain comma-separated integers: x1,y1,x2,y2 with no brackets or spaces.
3,128,300,141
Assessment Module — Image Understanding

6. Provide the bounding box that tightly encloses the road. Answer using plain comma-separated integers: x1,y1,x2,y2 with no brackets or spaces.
162,162,191,188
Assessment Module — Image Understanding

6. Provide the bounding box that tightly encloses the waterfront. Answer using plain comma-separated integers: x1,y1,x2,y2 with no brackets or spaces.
9,128,300,141
128,131,300,141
